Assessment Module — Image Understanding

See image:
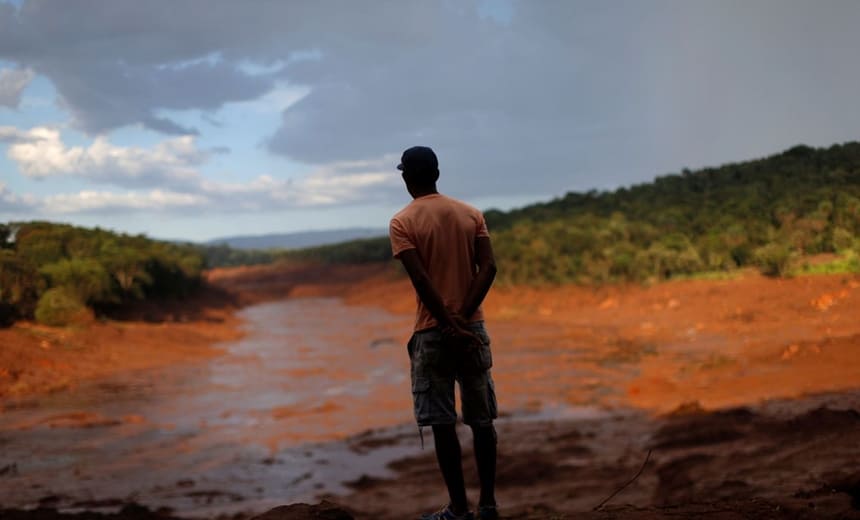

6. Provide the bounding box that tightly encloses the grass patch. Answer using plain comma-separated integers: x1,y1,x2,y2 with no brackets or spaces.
671,269,746,282
794,251,860,276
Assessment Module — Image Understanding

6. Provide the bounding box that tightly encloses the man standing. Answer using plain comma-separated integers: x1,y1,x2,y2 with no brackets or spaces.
389,146,499,520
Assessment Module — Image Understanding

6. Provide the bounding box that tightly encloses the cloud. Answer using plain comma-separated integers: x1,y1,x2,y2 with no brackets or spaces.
3,126,207,189
3,0,860,203
0,181,36,213
0,67,34,108
267,1,860,197
0,1,309,134
0,125,39,142
0,182,209,216
41,189,208,214
0,127,399,216
197,156,399,209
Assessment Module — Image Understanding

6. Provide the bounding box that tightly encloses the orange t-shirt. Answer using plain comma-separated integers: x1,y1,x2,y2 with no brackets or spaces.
389,193,490,331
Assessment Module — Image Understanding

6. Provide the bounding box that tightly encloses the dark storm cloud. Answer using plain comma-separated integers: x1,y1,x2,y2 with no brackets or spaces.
0,0,295,133
268,0,860,197
48,58,278,135
0,66,33,107
2,0,860,200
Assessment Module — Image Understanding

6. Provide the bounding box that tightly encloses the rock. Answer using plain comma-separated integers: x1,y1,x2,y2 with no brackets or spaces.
250,501,354,520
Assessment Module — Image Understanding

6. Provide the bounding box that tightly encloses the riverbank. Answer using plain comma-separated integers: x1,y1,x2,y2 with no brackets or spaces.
3,389,859,519
0,285,244,406
328,388,860,519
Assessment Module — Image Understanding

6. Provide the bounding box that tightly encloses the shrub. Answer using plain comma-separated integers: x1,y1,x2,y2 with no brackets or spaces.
34,287,93,326
832,227,855,252
753,243,795,277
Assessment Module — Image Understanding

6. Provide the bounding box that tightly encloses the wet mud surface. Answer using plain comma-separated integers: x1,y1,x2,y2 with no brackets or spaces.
2,267,860,518
0,299,422,517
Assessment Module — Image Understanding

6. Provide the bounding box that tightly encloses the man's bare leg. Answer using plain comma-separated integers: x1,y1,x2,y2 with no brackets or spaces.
471,424,497,508
432,424,469,514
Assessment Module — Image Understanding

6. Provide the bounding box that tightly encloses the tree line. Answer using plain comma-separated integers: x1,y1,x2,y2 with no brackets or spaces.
5,141,858,326
487,143,860,283
206,142,860,284
0,222,204,326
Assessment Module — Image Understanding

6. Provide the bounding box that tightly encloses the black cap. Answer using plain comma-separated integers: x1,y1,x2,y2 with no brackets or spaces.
397,146,438,172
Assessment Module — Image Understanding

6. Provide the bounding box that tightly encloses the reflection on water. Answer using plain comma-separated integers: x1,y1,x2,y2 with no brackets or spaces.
0,298,421,517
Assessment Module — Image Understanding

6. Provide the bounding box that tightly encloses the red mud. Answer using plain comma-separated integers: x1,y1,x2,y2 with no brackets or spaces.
2,262,859,518
211,262,860,414
329,391,860,519
0,285,243,406
209,263,860,519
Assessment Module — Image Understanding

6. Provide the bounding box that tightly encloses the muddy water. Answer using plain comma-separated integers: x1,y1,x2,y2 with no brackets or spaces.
0,297,614,517
0,298,427,517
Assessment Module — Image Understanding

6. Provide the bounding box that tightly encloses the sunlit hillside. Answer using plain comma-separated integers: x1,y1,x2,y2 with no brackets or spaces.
204,142,860,284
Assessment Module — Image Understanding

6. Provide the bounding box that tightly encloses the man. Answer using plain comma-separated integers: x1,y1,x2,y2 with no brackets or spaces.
389,146,499,520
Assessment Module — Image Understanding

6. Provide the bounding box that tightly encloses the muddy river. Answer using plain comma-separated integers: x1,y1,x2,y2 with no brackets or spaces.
0,297,608,517
0,299,432,517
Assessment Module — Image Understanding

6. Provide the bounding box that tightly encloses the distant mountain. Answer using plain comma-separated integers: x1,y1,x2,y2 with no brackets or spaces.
205,227,387,250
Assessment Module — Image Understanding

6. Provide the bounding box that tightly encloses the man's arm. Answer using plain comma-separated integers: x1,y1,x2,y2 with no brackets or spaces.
398,248,478,343
457,236,497,320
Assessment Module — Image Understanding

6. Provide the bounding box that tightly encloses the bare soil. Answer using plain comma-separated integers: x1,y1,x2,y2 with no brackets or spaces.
0,285,243,406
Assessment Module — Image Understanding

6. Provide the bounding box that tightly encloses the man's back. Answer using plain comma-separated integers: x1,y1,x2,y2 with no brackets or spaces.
389,193,490,331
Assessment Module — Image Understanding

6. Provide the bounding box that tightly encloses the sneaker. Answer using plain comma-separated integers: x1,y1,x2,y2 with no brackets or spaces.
419,504,475,520
477,505,499,520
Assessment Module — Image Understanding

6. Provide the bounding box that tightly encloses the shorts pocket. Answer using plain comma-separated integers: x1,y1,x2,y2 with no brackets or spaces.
469,326,493,370
479,342,493,370
412,376,432,425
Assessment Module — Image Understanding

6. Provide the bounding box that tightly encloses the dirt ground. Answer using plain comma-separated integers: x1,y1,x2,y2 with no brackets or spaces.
212,263,860,518
2,262,860,518
329,390,860,519
0,285,244,406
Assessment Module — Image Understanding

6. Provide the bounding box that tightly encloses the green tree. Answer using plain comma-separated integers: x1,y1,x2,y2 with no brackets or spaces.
40,258,117,305
35,287,93,326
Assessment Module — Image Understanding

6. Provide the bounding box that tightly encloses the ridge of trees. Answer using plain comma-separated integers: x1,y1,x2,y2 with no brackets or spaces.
0,221,204,326
220,142,860,284
5,141,857,327
487,142,860,283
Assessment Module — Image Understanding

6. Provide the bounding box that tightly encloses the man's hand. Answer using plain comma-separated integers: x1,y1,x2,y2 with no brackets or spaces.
440,319,480,352
450,312,470,330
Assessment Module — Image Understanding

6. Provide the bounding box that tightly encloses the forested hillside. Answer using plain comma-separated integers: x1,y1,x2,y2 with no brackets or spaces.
206,227,387,250
0,222,204,326
235,142,860,284
487,143,860,283
7,142,856,326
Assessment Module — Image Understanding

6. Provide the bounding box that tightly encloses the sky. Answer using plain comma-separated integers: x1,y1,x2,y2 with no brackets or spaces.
1,0,859,242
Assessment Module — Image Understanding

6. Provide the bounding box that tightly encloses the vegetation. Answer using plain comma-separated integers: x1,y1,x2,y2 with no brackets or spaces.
227,142,860,285
0,221,205,326
482,142,860,284
197,243,282,268
279,236,392,264
199,237,392,268
5,142,858,326
34,287,93,326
